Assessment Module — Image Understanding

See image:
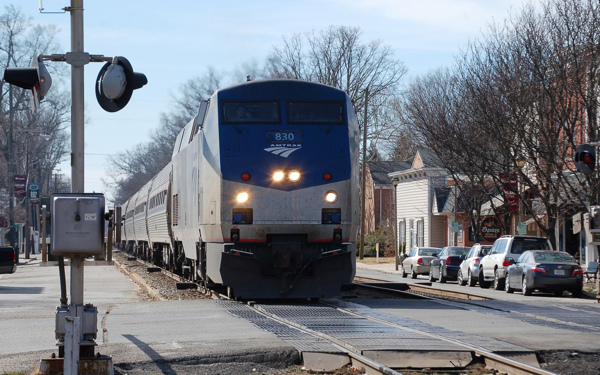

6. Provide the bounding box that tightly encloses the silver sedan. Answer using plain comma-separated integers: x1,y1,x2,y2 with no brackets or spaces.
401,247,442,279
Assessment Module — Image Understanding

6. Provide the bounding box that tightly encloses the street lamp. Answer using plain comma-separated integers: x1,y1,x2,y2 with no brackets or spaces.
392,177,399,271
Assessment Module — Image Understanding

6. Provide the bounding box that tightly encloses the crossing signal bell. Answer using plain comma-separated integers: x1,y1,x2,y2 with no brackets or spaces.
96,56,147,112
2,54,52,110
574,144,596,174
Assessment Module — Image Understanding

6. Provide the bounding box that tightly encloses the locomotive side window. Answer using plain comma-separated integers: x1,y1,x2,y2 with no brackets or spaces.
222,100,280,124
287,101,345,125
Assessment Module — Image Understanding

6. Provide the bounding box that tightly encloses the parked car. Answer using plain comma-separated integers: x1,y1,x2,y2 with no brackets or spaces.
429,246,470,283
401,247,442,279
479,235,553,290
0,246,17,274
458,244,492,286
505,250,584,297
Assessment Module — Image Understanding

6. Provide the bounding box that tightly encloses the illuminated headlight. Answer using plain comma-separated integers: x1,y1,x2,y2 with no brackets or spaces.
273,170,285,182
325,191,337,203
237,191,249,203
288,169,301,182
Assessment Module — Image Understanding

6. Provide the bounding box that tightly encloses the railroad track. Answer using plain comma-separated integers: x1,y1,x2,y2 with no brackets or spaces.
118,253,557,374
354,275,494,300
226,298,557,375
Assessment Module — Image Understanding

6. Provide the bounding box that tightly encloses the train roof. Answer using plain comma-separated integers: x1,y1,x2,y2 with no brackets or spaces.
215,79,349,98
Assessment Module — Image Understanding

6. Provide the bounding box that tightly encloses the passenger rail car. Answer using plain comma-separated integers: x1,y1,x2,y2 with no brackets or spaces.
120,79,359,299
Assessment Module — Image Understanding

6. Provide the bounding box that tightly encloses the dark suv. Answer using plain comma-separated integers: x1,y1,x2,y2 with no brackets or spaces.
479,235,553,290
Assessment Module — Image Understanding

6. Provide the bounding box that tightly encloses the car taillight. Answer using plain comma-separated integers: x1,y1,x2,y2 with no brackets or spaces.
502,258,514,267
573,268,584,275
473,258,480,264
417,257,424,265
445,256,452,265
531,265,547,273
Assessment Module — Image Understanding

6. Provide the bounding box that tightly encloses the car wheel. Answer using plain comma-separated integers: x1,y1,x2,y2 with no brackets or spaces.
467,270,477,287
522,277,532,296
505,278,514,293
401,266,407,278
571,289,583,298
428,268,436,282
479,271,490,289
493,269,505,290
411,266,417,279
439,267,447,283
553,290,563,297
458,270,466,286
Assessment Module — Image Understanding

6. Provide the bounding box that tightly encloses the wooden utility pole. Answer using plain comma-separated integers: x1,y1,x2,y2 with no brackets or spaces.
359,89,368,260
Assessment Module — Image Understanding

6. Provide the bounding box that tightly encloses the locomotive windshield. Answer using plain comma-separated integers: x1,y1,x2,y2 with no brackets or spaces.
222,100,280,123
287,101,345,125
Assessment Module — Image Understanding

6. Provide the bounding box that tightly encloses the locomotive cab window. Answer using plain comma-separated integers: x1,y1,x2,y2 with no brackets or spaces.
287,101,345,125
222,100,280,124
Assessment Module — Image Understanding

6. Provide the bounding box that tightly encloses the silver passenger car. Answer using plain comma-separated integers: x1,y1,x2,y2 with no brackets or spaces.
401,247,442,279
458,244,491,286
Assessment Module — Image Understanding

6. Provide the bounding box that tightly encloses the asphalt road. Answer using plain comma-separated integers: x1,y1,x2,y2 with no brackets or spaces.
354,261,600,352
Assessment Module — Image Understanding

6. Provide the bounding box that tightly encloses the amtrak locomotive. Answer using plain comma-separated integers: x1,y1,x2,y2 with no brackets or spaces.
120,79,359,299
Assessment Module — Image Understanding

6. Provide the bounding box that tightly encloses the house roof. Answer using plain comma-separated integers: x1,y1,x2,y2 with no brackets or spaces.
367,160,412,185
413,149,442,169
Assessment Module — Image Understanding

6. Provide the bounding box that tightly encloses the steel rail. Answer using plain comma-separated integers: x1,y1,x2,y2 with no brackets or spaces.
321,300,557,375
355,275,494,300
249,303,401,375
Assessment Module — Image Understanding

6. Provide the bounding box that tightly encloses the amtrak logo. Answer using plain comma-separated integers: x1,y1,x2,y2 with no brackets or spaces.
264,145,301,158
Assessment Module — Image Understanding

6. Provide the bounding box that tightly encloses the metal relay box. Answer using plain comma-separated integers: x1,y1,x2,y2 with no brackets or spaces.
51,193,105,256
55,305,98,341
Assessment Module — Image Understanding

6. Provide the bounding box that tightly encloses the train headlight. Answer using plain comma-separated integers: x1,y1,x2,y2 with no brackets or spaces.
325,191,337,203
288,169,302,182
237,191,250,203
273,170,285,182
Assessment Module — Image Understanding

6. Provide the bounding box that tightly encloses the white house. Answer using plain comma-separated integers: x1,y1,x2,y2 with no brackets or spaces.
390,150,448,252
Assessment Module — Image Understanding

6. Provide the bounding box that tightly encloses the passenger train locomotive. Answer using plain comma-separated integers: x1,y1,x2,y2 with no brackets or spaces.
120,79,360,299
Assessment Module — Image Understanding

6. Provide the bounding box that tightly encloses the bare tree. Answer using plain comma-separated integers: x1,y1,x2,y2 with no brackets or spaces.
267,26,407,152
0,5,70,222
402,0,600,248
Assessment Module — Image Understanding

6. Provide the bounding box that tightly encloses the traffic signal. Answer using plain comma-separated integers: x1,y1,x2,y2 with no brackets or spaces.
574,144,596,174
96,56,147,112
3,54,52,109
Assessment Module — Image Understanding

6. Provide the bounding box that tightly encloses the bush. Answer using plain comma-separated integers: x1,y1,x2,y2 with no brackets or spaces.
357,225,395,257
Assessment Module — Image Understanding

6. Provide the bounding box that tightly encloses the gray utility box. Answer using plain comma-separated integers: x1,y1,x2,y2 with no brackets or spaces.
51,193,105,256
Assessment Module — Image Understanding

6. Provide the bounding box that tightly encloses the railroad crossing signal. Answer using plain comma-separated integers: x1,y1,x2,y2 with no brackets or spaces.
95,56,147,112
574,144,596,174
3,54,52,110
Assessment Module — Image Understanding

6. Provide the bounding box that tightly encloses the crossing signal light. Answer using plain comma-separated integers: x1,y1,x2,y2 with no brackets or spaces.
574,144,596,174
3,54,52,110
96,56,147,112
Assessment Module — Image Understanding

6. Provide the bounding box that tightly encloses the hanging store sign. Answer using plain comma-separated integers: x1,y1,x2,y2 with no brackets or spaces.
480,217,502,241
14,175,27,197
499,172,519,214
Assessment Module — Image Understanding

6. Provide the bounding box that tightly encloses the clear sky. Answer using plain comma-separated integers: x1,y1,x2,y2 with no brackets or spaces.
15,0,531,204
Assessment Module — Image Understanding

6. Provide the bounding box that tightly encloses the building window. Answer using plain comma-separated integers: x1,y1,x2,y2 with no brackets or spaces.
399,220,406,254
417,219,424,247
